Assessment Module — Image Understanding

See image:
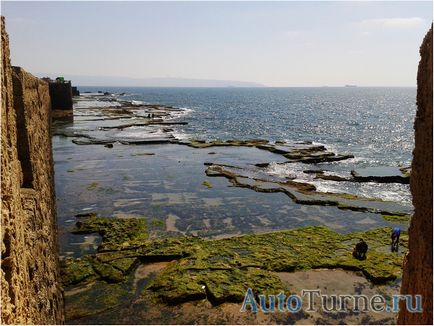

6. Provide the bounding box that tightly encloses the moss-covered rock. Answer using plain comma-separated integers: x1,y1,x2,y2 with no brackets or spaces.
381,213,411,223
148,264,286,306
65,281,130,320
86,181,99,190
92,259,126,283
62,217,408,306
73,215,148,251
202,180,213,189
61,257,97,287
146,226,408,304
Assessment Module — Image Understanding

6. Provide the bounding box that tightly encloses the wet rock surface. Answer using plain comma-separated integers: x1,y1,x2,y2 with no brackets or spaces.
351,167,410,184
55,94,412,256
205,163,412,218
55,92,414,324
55,102,185,146
62,216,408,321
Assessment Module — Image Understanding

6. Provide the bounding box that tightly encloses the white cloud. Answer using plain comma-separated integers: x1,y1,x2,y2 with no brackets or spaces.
358,17,426,29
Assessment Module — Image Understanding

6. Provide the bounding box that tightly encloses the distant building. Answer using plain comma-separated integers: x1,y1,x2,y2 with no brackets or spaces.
72,86,80,96
42,77,73,110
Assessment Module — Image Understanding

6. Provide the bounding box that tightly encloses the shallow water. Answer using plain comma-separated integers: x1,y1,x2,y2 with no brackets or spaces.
54,88,414,257
81,87,414,201
56,91,415,326
54,130,409,257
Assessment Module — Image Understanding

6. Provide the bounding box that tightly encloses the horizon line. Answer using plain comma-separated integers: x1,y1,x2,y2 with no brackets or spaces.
75,85,417,88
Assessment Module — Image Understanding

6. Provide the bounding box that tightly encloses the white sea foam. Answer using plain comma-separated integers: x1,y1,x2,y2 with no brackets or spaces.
265,162,300,180
171,129,190,140
312,179,411,204
262,160,412,205
166,107,194,120
74,100,121,109
79,92,106,97
112,127,168,139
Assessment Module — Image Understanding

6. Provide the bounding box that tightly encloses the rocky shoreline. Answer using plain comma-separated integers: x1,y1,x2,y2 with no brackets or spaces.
54,93,414,324
59,93,412,189
62,215,407,323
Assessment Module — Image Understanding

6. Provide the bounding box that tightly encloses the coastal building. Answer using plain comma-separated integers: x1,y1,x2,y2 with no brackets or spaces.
41,77,73,110
72,86,80,96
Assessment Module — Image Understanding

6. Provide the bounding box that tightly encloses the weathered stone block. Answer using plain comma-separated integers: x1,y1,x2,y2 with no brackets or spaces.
1,16,64,324
399,25,433,325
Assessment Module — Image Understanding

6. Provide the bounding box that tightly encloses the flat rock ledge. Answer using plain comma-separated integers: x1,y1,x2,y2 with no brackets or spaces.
351,167,410,184
62,216,408,319
205,163,412,219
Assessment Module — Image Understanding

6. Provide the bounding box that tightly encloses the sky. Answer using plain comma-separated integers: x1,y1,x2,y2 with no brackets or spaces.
1,1,432,87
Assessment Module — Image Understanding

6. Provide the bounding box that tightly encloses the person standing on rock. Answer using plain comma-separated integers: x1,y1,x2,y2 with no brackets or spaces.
391,227,401,252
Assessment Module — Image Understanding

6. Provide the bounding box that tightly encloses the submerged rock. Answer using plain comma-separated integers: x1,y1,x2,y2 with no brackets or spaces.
256,143,354,163
180,140,354,164
351,167,410,184
181,139,270,149
72,138,114,145
313,171,351,182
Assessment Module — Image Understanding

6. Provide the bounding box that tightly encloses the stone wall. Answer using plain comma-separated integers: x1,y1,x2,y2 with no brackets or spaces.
1,17,64,324
49,81,73,110
72,86,80,97
398,26,433,325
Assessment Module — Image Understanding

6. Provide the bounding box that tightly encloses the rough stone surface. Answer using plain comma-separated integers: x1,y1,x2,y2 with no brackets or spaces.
49,81,73,110
63,216,408,316
205,163,412,216
399,26,433,325
1,17,64,324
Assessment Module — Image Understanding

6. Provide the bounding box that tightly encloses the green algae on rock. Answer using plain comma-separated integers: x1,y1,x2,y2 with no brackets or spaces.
399,166,411,178
86,181,99,191
147,264,285,305
65,280,130,320
150,218,166,228
381,213,411,223
73,215,148,251
202,180,213,189
61,257,98,287
62,216,408,308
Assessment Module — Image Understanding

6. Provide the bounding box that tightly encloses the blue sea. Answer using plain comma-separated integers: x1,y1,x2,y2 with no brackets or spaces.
80,86,416,167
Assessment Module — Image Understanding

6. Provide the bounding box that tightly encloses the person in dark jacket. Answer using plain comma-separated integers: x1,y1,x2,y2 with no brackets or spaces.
353,239,368,260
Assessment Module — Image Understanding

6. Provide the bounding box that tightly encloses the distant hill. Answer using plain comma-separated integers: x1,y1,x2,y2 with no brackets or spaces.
35,73,265,87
